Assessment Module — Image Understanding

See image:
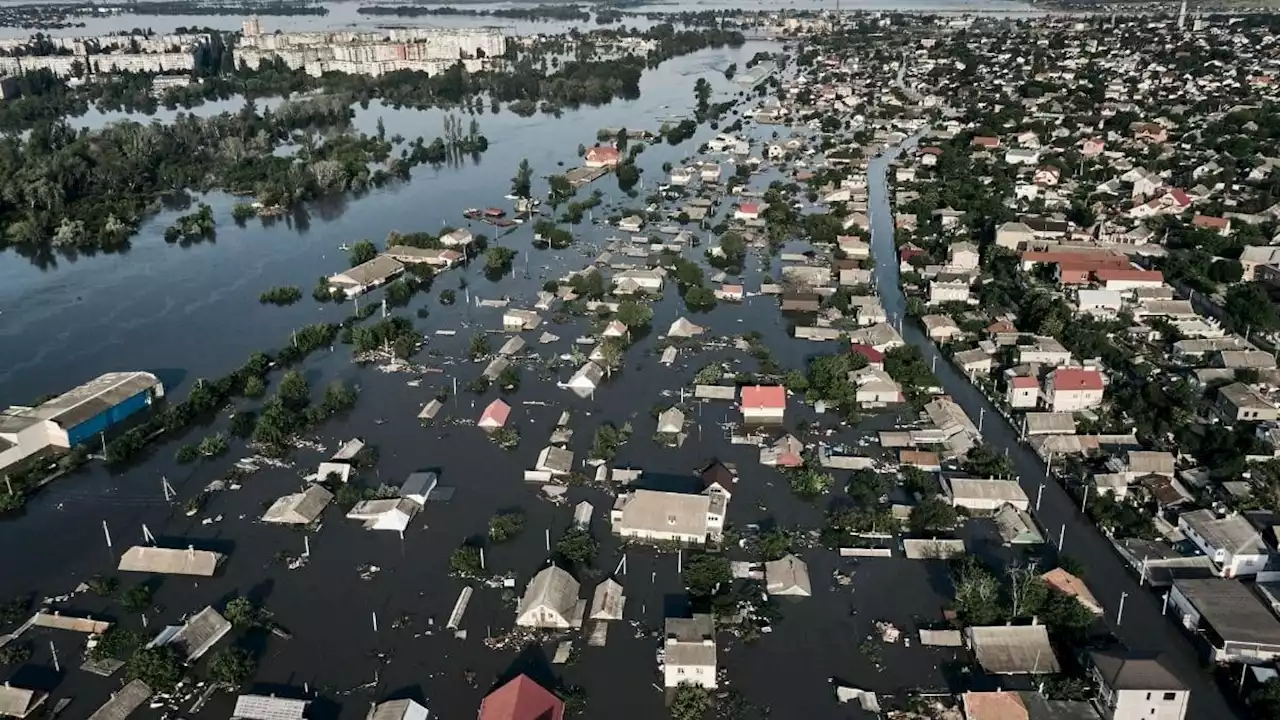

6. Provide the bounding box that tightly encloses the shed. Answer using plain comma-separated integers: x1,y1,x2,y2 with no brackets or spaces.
232,695,309,720
993,503,1044,545
162,606,232,662
589,578,626,620
118,546,223,577
400,472,439,506
261,485,333,525
764,554,812,596
368,699,429,720
498,336,527,357
536,446,574,475
965,625,1060,675
483,357,511,381
565,362,605,398
87,680,152,720
573,501,592,529
0,685,47,719
1022,413,1077,436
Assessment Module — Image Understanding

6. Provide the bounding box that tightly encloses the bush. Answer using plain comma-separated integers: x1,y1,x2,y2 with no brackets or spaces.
488,511,525,543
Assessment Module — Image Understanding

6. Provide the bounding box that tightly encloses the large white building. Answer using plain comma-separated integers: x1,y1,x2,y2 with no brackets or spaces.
611,489,726,545
235,24,506,77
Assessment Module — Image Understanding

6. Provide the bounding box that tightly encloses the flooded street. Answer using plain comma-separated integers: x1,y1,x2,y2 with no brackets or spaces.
0,37,971,720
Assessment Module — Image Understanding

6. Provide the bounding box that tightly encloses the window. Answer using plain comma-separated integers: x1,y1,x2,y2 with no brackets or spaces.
676,668,685,674
1163,692,1178,701
1146,693,1151,701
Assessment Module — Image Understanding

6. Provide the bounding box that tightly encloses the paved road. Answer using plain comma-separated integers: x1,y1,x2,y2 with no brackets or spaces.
865,141,1245,718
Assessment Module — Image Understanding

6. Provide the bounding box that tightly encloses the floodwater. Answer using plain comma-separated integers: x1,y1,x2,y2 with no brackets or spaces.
0,0,1039,39
0,41,973,720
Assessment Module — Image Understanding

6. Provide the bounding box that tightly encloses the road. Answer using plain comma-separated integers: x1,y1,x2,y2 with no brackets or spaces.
865,140,1245,718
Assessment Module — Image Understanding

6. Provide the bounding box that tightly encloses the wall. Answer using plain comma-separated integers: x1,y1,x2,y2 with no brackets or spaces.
64,388,153,447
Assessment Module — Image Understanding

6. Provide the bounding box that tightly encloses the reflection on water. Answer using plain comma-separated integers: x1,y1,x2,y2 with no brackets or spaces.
0,0,1037,39
0,41,772,402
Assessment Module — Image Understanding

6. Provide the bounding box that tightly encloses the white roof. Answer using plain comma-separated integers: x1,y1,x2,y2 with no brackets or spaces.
765,554,812,596
232,695,309,720
949,478,1029,504
118,546,223,576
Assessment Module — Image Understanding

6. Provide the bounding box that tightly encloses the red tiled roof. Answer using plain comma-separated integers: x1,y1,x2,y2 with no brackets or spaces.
850,343,885,362
1165,189,1191,206
739,203,760,214
1093,268,1163,283
1050,368,1104,392
479,399,511,427
741,385,786,409
1021,251,1129,270
478,675,565,720
972,136,1000,148
585,146,620,160
1011,376,1039,389
1192,215,1229,229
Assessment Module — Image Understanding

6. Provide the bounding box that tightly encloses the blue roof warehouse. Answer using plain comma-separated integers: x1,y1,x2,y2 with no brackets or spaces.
0,371,164,471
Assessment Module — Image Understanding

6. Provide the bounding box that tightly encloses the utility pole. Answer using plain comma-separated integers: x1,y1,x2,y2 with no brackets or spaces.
1057,523,1066,551
1117,591,1129,626
1036,482,1044,512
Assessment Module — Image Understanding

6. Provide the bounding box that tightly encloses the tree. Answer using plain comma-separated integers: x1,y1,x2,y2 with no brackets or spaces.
440,289,457,305
120,584,153,613
754,527,792,561
349,240,378,267
682,553,731,597
512,158,533,198
126,646,183,692
555,527,599,568
670,683,711,720
951,557,1006,626
908,496,957,536
90,627,145,661
963,444,1014,478
616,300,652,328
224,597,264,628
469,333,491,359
450,543,484,576
548,174,574,206
242,375,266,398
785,467,833,499
1223,282,1280,335
1250,679,1280,720
208,647,256,689
488,511,525,542
277,370,311,412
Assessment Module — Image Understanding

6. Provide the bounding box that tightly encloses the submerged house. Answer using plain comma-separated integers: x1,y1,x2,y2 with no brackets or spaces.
515,565,584,630
478,399,511,430
261,485,333,525
346,498,419,533
565,362,605,398
589,578,626,621
118,546,224,577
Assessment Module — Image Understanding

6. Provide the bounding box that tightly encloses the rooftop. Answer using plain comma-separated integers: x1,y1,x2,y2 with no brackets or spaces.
1173,578,1280,646
1089,650,1185,692
966,624,1061,674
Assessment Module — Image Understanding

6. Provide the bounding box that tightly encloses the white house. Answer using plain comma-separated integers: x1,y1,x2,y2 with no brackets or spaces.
515,565,584,629
740,385,786,424
1089,650,1189,720
441,228,474,248
1177,509,1271,578
948,242,979,270
700,164,722,183
565,362,605,398
664,614,717,689
611,489,726,544
1006,376,1039,409
346,498,418,533
851,367,903,407
1077,289,1124,317
618,215,644,233
1043,368,1105,412
735,203,761,221
669,167,695,186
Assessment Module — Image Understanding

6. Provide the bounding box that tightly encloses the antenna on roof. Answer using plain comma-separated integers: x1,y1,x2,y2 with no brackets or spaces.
142,524,155,545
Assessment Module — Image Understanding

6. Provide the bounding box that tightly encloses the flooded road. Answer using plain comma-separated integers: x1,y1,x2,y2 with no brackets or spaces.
0,40,974,720
865,142,1245,718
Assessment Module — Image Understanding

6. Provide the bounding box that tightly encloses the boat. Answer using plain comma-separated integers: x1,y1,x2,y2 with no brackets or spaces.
463,208,482,220
484,207,506,218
